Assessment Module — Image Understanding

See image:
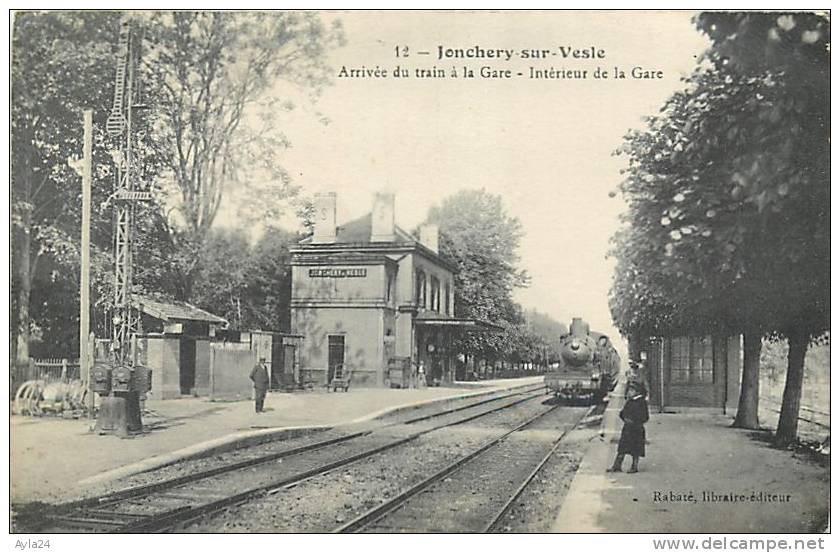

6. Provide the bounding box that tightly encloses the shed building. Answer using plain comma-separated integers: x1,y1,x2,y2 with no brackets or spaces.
636,334,742,412
133,295,227,399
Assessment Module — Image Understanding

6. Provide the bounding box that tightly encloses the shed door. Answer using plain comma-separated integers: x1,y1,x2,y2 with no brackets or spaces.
179,338,196,395
284,345,295,374
270,339,284,390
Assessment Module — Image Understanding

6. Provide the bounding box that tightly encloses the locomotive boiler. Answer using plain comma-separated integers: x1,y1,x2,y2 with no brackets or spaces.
544,317,619,401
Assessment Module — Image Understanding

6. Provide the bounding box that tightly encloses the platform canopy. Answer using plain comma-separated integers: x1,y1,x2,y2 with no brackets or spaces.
414,311,503,333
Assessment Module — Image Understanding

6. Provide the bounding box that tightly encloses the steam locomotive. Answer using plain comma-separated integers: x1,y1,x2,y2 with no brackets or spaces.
544,317,619,402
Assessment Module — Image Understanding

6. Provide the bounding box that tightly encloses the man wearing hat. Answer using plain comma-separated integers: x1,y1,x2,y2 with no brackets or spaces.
249,357,270,413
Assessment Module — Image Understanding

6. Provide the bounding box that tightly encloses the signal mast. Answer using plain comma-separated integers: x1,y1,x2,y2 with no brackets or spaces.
93,15,152,436
106,14,151,360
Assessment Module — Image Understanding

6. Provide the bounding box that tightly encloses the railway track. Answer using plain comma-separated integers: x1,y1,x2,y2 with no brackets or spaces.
760,396,829,430
33,383,547,533
334,402,594,533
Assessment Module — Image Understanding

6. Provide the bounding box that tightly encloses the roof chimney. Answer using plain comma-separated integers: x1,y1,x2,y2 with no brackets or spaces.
371,192,395,242
419,223,439,254
312,192,336,244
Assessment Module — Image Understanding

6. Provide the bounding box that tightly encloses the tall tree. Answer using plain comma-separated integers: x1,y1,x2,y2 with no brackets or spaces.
695,12,829,446
11,12,121,363
10,12,344,366
422,189,530,358
610,12,829,443
189,226,298,331
142,12,344,298
191,229,254,328
247,227,298,332
611,64,778,429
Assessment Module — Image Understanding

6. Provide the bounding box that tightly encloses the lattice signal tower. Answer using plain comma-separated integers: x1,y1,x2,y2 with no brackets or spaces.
106,16,150,364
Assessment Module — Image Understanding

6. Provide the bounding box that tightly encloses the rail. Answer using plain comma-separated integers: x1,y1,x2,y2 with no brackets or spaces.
760,395,830,431
334,400,593,533
35,383,547,533
482,405,592,532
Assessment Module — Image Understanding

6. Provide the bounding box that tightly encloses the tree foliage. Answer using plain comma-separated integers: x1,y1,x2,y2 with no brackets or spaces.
10,11,342,362
523,308,567,363
422,189,554,362
190,227,297,331
141,12,344,297
611,13,828,339
425,189,529,322
609,12,829,443
11,12,122,362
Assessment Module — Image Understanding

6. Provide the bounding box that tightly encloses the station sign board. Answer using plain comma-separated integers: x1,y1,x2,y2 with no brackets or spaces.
309,268,367,278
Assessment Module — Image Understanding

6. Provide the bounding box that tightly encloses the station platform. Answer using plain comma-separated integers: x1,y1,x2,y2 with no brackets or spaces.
11,376,542,504
552,382,830,533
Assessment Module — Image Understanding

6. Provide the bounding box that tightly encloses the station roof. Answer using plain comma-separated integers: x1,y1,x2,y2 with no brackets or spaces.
296,214,457,272
339,213,416,245
132,295,228,325
298,213,416,245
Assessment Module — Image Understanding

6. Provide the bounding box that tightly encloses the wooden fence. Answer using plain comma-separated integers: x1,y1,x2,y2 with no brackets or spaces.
10,358,81,398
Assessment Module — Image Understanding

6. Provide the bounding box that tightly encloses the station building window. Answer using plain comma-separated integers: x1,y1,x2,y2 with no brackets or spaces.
416,270,427,308
430,276,440,312
386,268,395,305
444,282,451,315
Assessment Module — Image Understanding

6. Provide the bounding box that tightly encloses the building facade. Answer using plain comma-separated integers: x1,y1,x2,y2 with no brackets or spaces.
291,192,487,387
637,334,742,412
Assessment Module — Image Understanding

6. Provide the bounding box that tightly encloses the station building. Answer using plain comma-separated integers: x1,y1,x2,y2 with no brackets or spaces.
290,192,495,387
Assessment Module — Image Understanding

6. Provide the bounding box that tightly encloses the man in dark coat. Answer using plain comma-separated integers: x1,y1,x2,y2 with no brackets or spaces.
607,379,650,473
249,357,270,413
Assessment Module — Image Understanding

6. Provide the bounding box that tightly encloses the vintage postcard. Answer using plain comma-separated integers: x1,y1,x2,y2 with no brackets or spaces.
8,9,830,544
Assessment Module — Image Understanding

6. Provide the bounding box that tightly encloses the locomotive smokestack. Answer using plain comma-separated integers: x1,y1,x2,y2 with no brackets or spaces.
569,317,590,336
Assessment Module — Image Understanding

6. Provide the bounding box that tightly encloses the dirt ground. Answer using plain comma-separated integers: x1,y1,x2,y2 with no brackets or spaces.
553,412,830,533
10,378,542,503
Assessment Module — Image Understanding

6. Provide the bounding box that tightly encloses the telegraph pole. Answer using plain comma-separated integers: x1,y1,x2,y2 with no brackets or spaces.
80,109,93,416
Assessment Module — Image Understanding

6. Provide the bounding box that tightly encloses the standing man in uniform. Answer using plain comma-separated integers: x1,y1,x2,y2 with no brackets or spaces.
250,357,270,413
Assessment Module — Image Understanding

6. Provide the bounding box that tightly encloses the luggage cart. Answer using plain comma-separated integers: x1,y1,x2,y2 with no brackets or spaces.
329,364,352,392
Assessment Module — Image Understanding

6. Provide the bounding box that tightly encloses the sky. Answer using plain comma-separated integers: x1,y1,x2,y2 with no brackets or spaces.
219,11,711,347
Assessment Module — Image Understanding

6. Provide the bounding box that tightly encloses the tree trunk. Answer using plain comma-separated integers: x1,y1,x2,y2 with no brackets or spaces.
732,329,761,429
14,162,33,365
774,329,808,447
16,233,31,364
13,134,44,367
